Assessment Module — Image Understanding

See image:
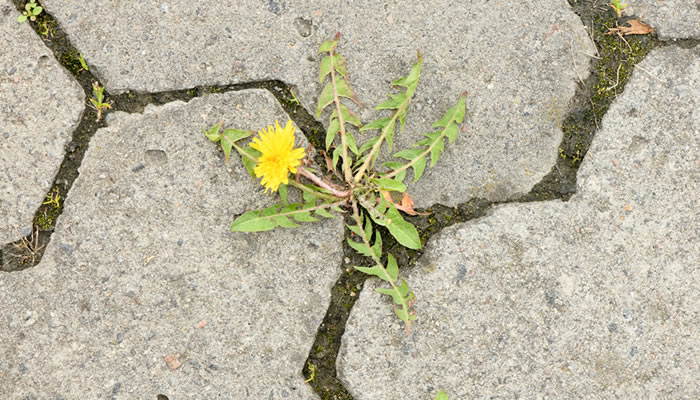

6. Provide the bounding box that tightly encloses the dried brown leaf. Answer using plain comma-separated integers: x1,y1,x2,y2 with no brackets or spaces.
607,19,653,36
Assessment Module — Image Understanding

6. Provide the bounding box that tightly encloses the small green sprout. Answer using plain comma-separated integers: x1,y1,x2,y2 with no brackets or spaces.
79,53,89,71
42,188,61,208
17,0,43,23
303,362,316,383
89,82,111,121
610,0,627,17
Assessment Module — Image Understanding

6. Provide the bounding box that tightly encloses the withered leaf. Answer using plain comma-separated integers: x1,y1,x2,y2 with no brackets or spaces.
380,191,428,216
607,19,653,36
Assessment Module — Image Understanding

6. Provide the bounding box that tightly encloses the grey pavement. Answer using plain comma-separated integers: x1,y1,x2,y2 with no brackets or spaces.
339,45,699,399
1,1,83,243
1,0,699,399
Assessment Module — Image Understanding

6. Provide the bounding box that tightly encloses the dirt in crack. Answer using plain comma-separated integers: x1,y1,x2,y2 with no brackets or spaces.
303,1,660,398
3,2,323,271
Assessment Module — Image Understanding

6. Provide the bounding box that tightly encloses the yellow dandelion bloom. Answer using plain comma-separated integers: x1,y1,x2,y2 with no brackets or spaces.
250,120,306,192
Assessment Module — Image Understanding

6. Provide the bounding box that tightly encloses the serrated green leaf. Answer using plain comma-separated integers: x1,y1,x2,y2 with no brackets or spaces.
316,83,335,118
434,391,449,400
433,93,467,127
334,78,353,99
392,54,423,98
319,55,332,83
358,137,379,155
279,184,288,204
372,203,421,249
334,54,347,77
236,146,260,177
318,38,337,53
292,211,319,223
337,103,361,127
220,129,254,161
384,119,396,153
411,155,427,182
230,210,278,232
394,305,417,322
375,93,406,111
345,131,359,155
354,264,390,281
360,117,391,132
371,230,382,259
203,122,223,142
430,138,445,167
370,178,406,192
386,253,398,282
315,207,334,218
444,123,459,143
326,118,339,150
273,214,299,228
347,238,371,257
332,146,341,170
392,147,423,160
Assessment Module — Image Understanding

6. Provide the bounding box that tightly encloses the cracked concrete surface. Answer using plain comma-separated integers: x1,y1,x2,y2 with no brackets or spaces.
0,1,83,244
1,0,698,398
338,45,699,399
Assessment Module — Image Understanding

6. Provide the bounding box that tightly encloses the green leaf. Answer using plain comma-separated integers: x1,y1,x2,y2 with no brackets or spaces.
354,264,390,282
334,78,354,100
392,54,423,98
430,138,445,167
358,137,379,155
345,131,359,155
433,92,467,127
203,122,223,142
386,253,398,282
315,207,334,218
375,93,406,111
17,15,27,23
326,118,339,150
221,129,254,161
434,391,449,400
336,103,361,127
316,83,335,118
230,209,278,232
33,6,42,15
318,38,337,53
370,178,406,193
333,54,347,78
319,55,332,83
372,203,421,249
279,184,288,204
273,214,299,228
236,146,260,177
411,155,427,182
332,146,341,170
360,117,391,132
371,230,382,259
292,211,319,223
347,238,371,257
392,147,423,160
376,278,414,306
444,123,459,143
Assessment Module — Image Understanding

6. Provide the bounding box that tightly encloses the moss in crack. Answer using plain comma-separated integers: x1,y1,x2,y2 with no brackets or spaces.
519,1,655,203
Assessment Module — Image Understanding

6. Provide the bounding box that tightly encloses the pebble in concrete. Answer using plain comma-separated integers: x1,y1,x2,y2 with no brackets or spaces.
338,46,699,399
0,90,342,398
0,1,83,244
627,0,700,39
43,0,594,206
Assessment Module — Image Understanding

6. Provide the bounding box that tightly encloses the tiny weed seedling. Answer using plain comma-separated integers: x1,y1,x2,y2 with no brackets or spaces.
434,391,449,400
79,53,89,71
610,0,627,17
204,34,467,334
42,187,61,208
89,82,111,121
17,0,43,23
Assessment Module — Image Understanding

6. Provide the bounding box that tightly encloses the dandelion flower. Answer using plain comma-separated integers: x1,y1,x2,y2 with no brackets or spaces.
250,120,306,192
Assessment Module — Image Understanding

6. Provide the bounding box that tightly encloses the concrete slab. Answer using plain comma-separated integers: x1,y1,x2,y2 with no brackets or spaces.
338,46,699,399
43,0,594,206
0,1,83,244
627,0,700,39
0,90,342,398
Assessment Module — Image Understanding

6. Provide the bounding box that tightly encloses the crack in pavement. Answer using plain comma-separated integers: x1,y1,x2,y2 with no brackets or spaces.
3,0,699,399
